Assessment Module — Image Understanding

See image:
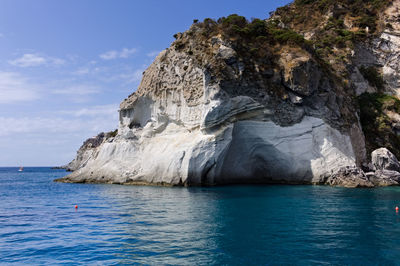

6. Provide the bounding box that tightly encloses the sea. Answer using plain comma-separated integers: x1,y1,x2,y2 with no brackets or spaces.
1,167,400,265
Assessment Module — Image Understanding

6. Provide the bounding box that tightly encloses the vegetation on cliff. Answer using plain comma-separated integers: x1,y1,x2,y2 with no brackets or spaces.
173,13,326,102
359,66,385,91
173,0,391,88
173,0,400,160
172,14,313,102
170,0,391,130
358,93,400,159
274,0,391,75
289,0,389,32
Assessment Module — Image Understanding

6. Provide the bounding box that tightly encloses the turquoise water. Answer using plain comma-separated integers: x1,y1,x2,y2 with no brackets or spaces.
2,168,400,265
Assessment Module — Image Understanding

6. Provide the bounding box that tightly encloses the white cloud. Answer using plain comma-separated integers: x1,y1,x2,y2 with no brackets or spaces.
9,54,45,67
9,53,65,67
114,69,142,83
60,104,119,117
147,51,160,57
0,72,39,103
0,117,82,136
0,113,119,165
99,48,137,60
50,57,65,65
109,68,144,85
0,105,119,137
131,69,144,83
52,85,100,95
119,48,137,58
72,67,90,75
0,115,118,137
100,51,118,60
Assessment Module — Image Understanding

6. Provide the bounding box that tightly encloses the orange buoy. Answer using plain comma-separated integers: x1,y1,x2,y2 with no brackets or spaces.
75,205,78,209
396,206,399,212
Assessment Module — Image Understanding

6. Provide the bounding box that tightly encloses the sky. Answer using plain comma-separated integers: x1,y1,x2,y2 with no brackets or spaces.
0,0,292,166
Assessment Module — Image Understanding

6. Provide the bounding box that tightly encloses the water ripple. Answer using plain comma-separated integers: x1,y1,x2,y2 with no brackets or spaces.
2,168,400,264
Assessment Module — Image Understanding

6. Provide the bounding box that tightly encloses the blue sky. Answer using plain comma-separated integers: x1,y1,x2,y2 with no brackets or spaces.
0,0,291,166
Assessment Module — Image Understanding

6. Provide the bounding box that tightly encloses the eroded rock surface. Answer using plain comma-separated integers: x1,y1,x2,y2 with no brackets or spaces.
367,170,400,186
371,148,400,172
64,132,115,172
57,1,400,187
57,45,361,186
324,167,374,188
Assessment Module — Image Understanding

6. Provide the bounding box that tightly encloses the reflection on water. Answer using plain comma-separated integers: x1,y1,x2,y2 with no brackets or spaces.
2,168,400,264
98,186,222,264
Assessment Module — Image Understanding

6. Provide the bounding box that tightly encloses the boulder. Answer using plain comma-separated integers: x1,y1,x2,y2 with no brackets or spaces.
324,167,374,188
367,170,400,186
371,148,400,172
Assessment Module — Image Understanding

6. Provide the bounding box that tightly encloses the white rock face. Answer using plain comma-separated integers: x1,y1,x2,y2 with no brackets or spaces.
209,117,356,184
372,0,400,97
65,116,357,185
371,148,400,172
373,32,400,97
61,37,361,186
64,85,357,185
64,132,111,172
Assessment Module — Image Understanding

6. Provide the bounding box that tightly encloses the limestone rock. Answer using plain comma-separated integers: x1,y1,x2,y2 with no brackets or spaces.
349,66,376,96
324,167,374,188
367,170,400,186
64,132,113,171
217,45,237,65
60,2,400,187
371,148,400,172
58,43,361,186
371,1,400,97
279,50,321,97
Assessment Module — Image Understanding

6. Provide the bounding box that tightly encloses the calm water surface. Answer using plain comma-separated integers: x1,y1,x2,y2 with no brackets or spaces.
1,167,400,265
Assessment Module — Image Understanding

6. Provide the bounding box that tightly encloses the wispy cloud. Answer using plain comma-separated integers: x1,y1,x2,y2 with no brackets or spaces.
119,48,137,58
113,69,144,84
147,50,160,58
9,54,45,67
0,115,118,137
60,104,119,117
71,61,101,76
131,69,144,83
0,72,39,103
99,48,137,60
9,53,65,67
52,85,100,95
72,67,90,75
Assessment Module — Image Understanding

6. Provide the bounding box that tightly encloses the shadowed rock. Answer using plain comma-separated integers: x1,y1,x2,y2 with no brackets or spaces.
371,148,400,172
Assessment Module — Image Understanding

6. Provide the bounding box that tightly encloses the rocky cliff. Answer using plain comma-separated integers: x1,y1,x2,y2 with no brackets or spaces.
56,0,400,187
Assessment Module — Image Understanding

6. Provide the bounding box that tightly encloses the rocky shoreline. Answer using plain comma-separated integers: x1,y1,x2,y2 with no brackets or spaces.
322,148,400,187
55,146,400,188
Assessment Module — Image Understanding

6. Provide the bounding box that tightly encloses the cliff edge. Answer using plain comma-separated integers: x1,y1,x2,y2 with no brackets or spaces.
57,0,400,187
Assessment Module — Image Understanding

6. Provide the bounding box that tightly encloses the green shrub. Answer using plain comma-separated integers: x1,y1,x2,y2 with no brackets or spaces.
246,19,268,36
359,66,385,91
107,129,118,138
220,14,247,28
358,93,400,159
357,15,376,32
268,27,305,45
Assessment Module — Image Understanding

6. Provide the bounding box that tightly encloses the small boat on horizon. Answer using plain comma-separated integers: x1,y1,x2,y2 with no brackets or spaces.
18,166,24,172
